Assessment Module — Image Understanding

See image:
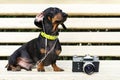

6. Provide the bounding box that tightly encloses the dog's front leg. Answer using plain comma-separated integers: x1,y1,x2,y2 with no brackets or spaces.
51,50,64,71
37,48,46,72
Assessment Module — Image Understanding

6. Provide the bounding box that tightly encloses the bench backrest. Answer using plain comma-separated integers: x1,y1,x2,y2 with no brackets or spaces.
0,4,120,57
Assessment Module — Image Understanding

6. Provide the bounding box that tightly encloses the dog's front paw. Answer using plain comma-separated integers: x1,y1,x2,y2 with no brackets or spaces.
37,62,45,72
37,69,45,72
52,64,64,72
54,67,64,71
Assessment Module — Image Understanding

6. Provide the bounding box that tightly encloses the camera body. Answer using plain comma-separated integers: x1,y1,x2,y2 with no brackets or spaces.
72,55,99,75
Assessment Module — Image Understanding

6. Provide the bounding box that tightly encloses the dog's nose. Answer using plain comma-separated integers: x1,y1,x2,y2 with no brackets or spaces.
62,12,68,18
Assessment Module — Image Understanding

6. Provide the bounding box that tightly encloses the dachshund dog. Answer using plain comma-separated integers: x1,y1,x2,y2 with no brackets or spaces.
6,7,68,72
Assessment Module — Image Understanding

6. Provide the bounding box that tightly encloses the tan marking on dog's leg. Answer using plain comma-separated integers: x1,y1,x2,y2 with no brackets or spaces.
55,50,61,55
10,65,21,71
52,64,64,71
40,48,46,54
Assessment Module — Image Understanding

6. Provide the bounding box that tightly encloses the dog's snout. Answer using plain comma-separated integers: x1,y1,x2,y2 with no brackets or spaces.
60,12,68,23
62,12,68,18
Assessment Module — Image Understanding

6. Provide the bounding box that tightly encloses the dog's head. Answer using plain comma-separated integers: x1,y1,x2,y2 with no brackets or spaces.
43,7,68,26
35,7,68,35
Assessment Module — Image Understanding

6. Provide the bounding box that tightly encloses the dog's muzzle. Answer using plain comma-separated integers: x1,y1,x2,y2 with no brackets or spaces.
55,12,68,24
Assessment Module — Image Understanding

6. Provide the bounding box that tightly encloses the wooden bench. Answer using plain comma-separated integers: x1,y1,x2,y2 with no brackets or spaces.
0,4,120,80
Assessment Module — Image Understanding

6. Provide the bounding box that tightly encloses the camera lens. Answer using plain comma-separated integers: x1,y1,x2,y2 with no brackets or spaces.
83,62,95,75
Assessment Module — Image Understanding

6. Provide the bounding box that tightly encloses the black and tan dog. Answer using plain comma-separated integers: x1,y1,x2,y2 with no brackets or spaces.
6,7,68,71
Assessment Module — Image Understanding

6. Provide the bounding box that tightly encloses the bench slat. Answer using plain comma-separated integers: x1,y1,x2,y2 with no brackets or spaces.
1,18,120,29
0,18,36,29
0,45,120,56
0,0,120,4
0,32,120,43
1,4,120,16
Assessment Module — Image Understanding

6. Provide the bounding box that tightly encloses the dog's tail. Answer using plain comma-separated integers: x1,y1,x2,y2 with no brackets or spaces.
5,64,8,68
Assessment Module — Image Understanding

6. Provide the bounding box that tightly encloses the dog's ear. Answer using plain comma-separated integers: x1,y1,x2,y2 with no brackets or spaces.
43,7,54,19
61,23,67,30
34,13,44,29
61,13,68,30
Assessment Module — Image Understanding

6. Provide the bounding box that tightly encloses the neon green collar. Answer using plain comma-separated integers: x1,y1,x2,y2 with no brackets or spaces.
40,32,58,40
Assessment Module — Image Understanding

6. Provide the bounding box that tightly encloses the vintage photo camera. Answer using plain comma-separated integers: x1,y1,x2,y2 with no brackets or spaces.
72,54,100,75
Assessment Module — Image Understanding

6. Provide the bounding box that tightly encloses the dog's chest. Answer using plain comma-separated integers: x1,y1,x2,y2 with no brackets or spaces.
42,40,58,66
43,52,57,66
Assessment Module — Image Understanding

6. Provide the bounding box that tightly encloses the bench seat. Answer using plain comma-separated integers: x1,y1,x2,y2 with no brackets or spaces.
0,60,120,80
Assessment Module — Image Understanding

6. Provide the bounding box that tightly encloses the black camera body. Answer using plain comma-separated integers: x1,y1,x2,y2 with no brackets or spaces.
72,55,100,75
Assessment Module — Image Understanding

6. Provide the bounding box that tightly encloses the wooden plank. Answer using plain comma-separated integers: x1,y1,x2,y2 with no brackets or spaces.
0,32,39,43
0,18,36,29
0,45,120,56
0,60,120,80
0,32,120,43
1,4,120,16
0,0,120,4
65,18,120,29
62,46,120,56
1,18,120,29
